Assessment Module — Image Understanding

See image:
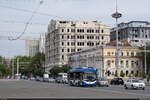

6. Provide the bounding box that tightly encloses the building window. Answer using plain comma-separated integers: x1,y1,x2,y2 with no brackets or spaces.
131,52,134,57
67,35,70,39
71,29,75,32
67,29,70,32
127,52,129,56
120,51,123,56
131,61,134,68
107,52,111,56
126,70,129,76
131,70,134,75
62,49,64,52
62,42,64,46
62,35,64,39
77,48,81,52
96,36,99,39
71,49,75,52
71,42,75,46
102,36,104,40
120,60,124,68
71,35,75,39
67,48,70,52
62,29,64,32
67,42,70,46
136,60,138,66
62,55,64,60
87,42,94,46
101,29,104,33
107,60,111,67
126,60,129,68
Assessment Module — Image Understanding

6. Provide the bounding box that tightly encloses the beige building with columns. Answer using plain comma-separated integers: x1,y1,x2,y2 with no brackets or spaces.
45,20,110,71
68,42,143,79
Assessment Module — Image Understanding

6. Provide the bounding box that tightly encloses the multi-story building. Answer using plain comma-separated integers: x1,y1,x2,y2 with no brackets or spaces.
45,20,110,70
110,21,150,47
26,40,39,57
39,34,45,54
68,42,142,79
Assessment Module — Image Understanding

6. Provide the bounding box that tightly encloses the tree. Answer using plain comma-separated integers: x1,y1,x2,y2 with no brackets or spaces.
6,67,11,75
139,44,150,75
141,71,146,78
120,70,125,77
135,72,139,77
29,52,45,77
61,64,71,73
0,64,6,76
49,66,63,78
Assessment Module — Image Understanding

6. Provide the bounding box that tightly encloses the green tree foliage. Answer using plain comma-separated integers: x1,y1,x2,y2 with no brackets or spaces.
29,52,45,77
120,70,125,77
49,64,71,78
9,53,45,77
141,71,146,78
139,44,150,75
0,56,7,77
61,64,71,73
49,66,63,78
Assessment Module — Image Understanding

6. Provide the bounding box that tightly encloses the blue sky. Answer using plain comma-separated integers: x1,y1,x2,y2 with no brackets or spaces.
0,0,150,58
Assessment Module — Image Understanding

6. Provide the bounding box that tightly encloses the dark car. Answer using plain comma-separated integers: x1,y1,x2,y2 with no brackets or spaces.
110,78,124,85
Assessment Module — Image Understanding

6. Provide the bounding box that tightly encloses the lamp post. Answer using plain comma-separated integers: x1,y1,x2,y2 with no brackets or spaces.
111,0,122,77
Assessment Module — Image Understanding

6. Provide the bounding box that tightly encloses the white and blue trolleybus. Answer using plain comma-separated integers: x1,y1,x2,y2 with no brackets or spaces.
68,67,97,87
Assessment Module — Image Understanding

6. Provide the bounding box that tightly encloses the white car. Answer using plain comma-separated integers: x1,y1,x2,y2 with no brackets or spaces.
96,78,109,87
124,79,145,90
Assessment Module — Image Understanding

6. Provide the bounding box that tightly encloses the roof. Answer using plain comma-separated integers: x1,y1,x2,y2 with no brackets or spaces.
106,41,132,47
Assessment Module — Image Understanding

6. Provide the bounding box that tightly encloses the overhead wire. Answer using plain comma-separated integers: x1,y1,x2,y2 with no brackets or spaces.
9,0,43,40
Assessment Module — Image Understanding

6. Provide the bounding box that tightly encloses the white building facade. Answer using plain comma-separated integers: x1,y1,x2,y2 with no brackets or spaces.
45,20,110,71
39,34,45,54
110,21,150,47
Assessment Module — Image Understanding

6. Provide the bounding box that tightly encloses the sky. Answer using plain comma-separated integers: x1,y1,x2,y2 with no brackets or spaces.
0,0,150,58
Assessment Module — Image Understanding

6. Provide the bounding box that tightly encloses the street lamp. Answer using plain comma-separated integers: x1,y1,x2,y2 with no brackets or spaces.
111,0,122,77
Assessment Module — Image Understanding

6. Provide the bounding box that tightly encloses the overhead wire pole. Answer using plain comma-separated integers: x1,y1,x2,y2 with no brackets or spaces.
12,58,14,79
17,58,19,76
144,44,147,75
112,0,122,77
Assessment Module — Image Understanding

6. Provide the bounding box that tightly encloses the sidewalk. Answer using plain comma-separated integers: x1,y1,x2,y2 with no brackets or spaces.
0,79,20,81
146,82,150,86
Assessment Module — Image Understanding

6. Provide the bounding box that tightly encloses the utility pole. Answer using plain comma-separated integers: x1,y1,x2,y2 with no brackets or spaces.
144,45,147,75
17,58,19,76
112,0,122,77
12,59,14,79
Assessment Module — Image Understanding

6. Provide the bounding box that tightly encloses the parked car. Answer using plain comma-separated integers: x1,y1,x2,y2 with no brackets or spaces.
96,78,109,87
30,77,35,81
49,78,55,83
62,77,68,84
39,77,44,82
124,79,145,90
55,77,63,83
110,77,124,85
43,78,50,82
35,76,41,81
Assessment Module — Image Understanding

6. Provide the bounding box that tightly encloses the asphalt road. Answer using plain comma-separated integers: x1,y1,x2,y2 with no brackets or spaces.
0,79,150,99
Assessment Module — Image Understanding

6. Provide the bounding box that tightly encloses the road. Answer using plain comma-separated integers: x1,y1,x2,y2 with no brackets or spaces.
0,79,150,99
